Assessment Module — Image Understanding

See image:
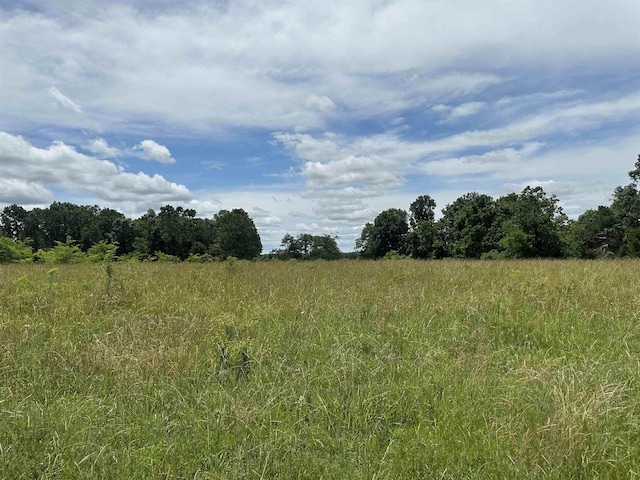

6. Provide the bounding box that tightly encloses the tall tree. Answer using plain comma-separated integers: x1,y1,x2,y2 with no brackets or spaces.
356,208,408,258
495,186,567,258
407,194,438,259
570,206,621,257
440,192,497,258
409,195,436,228
1,204,29,240
212,209,262,259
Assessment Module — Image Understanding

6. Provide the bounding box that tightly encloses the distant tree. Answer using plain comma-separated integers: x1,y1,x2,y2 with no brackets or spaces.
309,234,342,260
498,220,534,258
404,194,438,259
277,233,341,260
1,204,28,240
279,233,301,259
494,187,567,258
356,208,408,258
409,195,436,228
611,184,640,234
355,222,378,259
440,192,497,258
408,221,438,259
629,154,640,185
212,209,262,259
155,205,197,259
132,209,160,258
570,206,621,257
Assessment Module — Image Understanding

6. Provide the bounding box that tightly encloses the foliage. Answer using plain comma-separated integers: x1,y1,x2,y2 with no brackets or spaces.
1,202,261,263
87,240,118,263
409,194,436,227
570,206,621,257
0,236,33,263
212,209,262,260
440,192,498,258
275,233,342,260
34,236,86,264
619,227,640,257
498,220,534,258
356,208,408,258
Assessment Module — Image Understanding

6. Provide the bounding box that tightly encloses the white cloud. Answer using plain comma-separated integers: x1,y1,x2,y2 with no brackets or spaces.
434,101,485,123
420,143,542,176
133,140,175,164
302,155,403,189
0,132,192,210
47,86,83,114
0,178,55,205
273,132,340,162
85,138,121,158
304,95,336,112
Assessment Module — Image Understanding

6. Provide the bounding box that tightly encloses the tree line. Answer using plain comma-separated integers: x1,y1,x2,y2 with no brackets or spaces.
0,204,262,263
357,155,640,259
0,201,344,264
2,155,639,263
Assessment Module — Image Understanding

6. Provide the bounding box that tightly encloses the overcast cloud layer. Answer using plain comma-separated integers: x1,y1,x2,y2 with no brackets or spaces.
1,0,639,251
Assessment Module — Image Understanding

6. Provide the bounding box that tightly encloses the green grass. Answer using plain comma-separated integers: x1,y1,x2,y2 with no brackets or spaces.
1,259,640,478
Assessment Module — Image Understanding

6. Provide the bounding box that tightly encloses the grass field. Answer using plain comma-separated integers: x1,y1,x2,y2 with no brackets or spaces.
1,259,640,479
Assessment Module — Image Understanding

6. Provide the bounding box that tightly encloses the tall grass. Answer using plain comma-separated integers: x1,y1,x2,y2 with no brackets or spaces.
1,259,640,478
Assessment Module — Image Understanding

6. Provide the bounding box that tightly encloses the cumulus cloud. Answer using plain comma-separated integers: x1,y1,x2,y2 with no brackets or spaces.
0,178,55,205
133,140,175,164
0,132,192,208
273,132,340,162
302,155,403,189
304,95,336,112
47,86,83,114
420,143,543,176
85,138,121,158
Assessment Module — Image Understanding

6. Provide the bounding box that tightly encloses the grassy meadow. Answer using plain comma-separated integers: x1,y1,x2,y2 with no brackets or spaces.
1,259,640,478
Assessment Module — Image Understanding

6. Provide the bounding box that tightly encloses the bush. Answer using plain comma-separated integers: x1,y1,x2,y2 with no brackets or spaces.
0,237,33,263
87,241,118,263
34,237,85,264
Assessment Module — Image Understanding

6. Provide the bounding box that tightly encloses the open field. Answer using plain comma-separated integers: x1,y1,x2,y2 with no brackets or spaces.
1,259,640,479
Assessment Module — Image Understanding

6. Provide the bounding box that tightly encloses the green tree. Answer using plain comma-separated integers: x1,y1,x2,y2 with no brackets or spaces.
1,204,28,240
620,227,640,257
440,192,497,258
212,209,262,259
35,236,86,264
355,222,378,259
0,237,33,263
278,233,342,260
87,241,118,262
409,195,436,228
132,209,161,259
356,208,408,259
495,187,567,258
611,185,640,234
308,235,341,260
570,206,620,257
628,154,640,185
499,220,534,258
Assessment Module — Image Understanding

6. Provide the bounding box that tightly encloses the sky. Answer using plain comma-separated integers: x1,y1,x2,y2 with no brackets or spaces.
1,0,639,252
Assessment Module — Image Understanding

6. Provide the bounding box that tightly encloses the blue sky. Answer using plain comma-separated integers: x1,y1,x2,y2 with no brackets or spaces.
1,0,639,251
